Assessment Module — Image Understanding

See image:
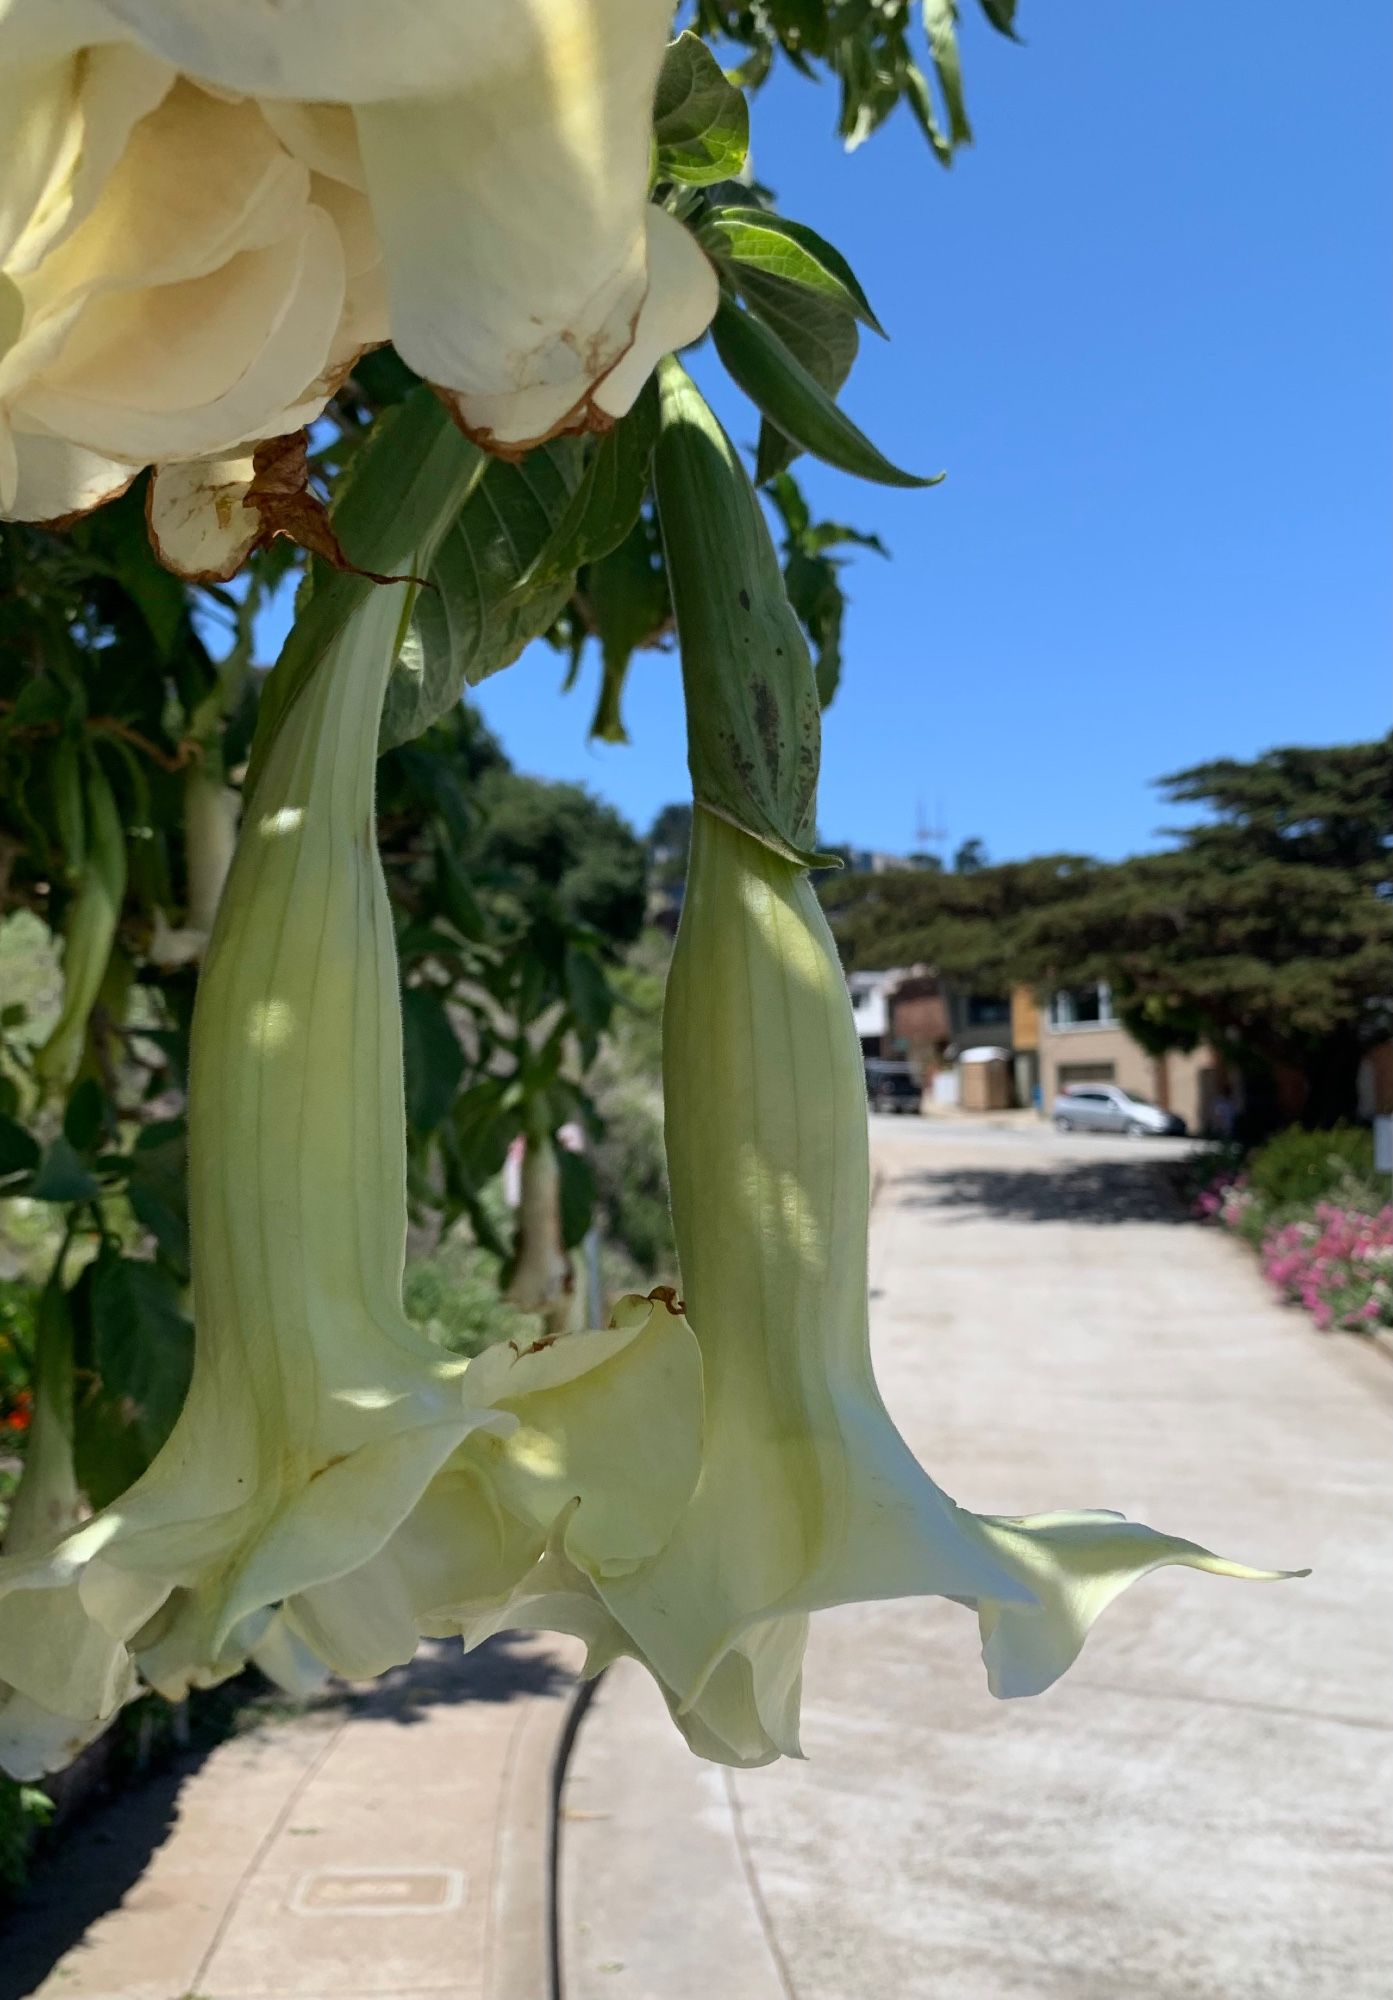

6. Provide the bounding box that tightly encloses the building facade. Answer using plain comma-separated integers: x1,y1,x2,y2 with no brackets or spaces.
1036,982,1219,1133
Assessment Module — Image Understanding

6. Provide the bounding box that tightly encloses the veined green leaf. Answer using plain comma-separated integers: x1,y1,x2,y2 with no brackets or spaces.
583,513,669,746
700,207,885,335
402,986,465,1135
378,441,582,751
713,300,940,490
734,266,858,482
503,378,658,603
654,32,749,184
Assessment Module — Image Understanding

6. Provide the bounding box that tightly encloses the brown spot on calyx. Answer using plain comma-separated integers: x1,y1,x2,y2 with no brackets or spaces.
751,676,781,783
646,1284,687,1317
309,1452,350,1482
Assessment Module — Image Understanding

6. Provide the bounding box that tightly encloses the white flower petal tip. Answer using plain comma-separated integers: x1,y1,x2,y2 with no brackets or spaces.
432,208,719,455
974,1511,1310,1699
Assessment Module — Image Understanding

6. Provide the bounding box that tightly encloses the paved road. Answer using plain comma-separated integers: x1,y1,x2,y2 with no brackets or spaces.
561,1118,1393,2000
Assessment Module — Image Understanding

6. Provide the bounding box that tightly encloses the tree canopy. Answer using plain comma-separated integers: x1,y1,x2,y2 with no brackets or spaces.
823,738,1393,1122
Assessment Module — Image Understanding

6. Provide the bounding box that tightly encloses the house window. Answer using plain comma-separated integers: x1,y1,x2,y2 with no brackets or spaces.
966,995,1010,1026
1049,983,1115,1029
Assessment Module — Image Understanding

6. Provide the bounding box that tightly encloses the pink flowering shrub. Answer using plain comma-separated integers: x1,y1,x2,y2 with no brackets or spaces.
1193,1168,1260,1234
1194,1151,1393,1335
1260,1202,1393,1334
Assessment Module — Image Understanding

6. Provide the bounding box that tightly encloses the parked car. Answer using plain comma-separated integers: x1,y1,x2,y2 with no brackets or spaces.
1051,1083,1187,1137
865,1059,922,1115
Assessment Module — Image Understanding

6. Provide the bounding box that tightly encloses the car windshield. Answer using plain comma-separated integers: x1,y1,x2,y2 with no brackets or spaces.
1120,1092,1156,1109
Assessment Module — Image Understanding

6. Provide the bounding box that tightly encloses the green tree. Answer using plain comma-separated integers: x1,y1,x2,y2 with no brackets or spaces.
1016,740,1393,1126
822,852,1092,984
953,836,989,874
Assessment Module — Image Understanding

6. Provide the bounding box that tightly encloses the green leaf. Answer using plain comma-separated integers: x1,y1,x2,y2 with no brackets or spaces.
979,0,1022,39
29,1136,100,1204
563,945,614,1042
734,266,859,482
713,299,940,490
556,1146,596,1251
72,1250,193,1506
923,0,974,150
505,379,659,602
653,358,826,867
127,1125,190,1277
0,1113,39,1182
435,845,489,943
699,207,885,335
654,32,749,184
401,985,465,1134
583,514,670,746
378,441,582,753
62,1076,106,1152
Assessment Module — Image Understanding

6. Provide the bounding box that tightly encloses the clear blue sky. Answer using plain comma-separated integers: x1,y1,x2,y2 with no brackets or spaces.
265,5,1391,862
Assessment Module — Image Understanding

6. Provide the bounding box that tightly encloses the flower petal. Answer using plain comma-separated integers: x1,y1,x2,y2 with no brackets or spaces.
85,0,669,104
352,5,710,446
25,205,345,461
591,208,718,422
972,1510,1304,1698
462,1292,704,1576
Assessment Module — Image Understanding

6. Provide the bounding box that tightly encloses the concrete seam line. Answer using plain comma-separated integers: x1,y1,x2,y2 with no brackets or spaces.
189,1712,349,1993
548,1665,608,2000
723,1768,800,2000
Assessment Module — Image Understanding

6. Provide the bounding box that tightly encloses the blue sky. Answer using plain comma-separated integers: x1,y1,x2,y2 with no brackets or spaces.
267,6,1391,862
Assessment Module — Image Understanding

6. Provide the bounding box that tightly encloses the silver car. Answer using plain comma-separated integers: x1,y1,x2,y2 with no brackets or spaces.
1051,1083,1186,1137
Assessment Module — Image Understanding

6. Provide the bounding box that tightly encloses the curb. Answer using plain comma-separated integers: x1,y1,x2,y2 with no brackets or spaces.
547,1668,606,2000
484,1635,588,2000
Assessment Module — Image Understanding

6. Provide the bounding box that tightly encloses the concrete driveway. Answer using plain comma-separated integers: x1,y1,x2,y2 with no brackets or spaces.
561,1117,1393,2000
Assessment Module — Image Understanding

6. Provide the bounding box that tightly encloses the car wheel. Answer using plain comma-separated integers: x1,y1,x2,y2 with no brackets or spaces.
1125,1119,1148,1138
1053,1114,1073,1132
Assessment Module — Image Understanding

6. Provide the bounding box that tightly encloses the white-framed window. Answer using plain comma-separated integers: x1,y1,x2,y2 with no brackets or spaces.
1048,982,1115,1029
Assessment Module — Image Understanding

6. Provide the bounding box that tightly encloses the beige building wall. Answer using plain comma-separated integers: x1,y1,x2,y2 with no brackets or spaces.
1039,1023,1219,1132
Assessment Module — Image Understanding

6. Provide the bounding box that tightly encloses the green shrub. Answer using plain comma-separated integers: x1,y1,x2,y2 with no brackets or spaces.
1246,1124,1376,1211
403,1228,537,1359
0,1780,52,1901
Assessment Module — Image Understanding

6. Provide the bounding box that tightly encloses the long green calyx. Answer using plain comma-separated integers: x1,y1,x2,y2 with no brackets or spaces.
652,355,826,868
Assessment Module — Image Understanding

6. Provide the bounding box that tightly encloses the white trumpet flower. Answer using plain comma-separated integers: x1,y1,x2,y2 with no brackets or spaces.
0,1,716,572
593,810,1298,1764
0,402,706,1777
466,366,1301,1770
0,572,507,1774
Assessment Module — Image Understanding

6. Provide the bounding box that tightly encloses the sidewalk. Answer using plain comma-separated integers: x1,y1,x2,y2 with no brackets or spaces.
4,1631,581,2000
559,1128,1393,2000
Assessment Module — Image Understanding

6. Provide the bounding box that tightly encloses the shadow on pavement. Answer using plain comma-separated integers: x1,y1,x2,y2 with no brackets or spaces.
901,1156,1189,1225
0,1632,567,1999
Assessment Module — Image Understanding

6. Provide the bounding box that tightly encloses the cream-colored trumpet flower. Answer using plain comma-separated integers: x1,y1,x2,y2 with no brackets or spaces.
0,396,704,1780
0,415,496,1773
0,1,716,572
480,361,1300,1768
